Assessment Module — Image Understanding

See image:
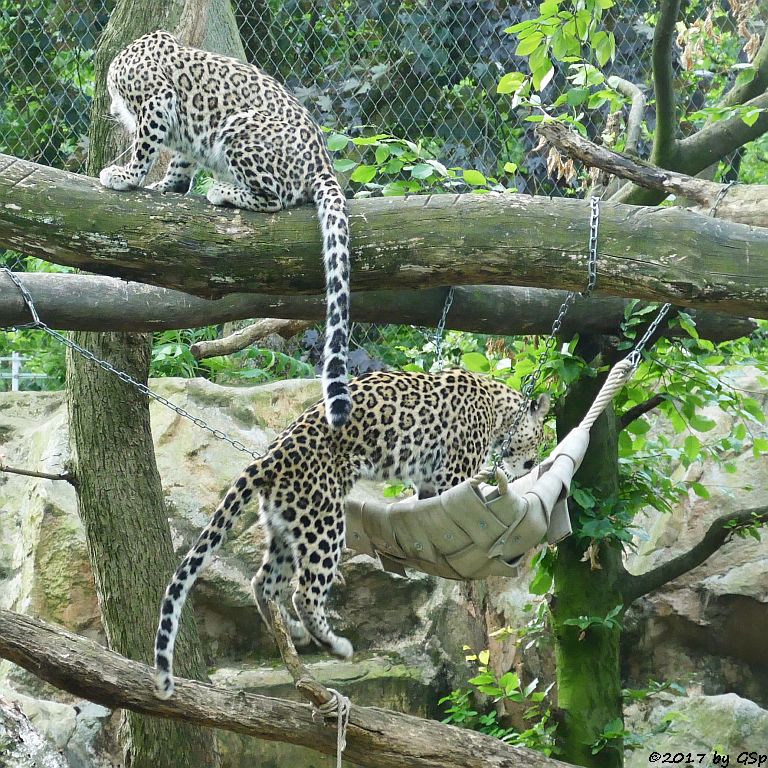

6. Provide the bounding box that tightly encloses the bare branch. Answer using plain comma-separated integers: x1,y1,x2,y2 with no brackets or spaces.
190,318,312,360
0,464,74,484
607,76,646,154
623,507,768,602
618,394,666,431
0,609,564,768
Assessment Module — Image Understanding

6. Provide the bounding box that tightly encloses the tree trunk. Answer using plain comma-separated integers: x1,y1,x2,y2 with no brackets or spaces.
551,347,625,768
66,1,243,766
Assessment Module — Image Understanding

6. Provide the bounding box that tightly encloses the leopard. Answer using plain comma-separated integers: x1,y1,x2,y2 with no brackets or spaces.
99,30,352,427
154,369,550,699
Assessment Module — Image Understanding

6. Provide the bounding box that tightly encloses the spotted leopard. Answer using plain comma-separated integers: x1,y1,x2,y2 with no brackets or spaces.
154,369,549,699
99,30,352,427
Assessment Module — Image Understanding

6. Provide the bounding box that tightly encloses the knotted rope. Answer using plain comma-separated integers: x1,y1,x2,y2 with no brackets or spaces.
312,687,351,768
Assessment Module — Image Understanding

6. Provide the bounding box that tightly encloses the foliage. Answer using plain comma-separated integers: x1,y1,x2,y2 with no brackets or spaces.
440,644,557,755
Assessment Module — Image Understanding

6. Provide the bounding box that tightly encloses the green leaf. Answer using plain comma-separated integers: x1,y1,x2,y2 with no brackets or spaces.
684,434,701,462
374,145,391,164
463,169,487,186
753,437,768,453
326,133,349,151
742,397,766,423
529,567,553,595
497,71,526,94
350,164,377,183
410,163,435,179
565,87,590,106
333,158,357,173
462,352,491,373
516,33,544,57
478,649,491,666
503,161,518,174
689,413,717,432
690,482,710,499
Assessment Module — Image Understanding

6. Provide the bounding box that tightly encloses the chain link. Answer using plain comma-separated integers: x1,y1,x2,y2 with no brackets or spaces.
626,302,672,370
1,266,263,461
495,197,601,466
433,287,455,371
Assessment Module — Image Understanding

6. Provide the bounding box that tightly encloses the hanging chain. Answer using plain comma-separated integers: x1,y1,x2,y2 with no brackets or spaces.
1,265,263,461
433,286,455,371
626,302,672,370
495,196,601,466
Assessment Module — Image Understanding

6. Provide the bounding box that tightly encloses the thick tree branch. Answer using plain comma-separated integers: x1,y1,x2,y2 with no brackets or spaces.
190,318,312,359
538,122,768,226
0,273,756,342
720,32,768,109
651,0,682,166
0,609,564,768
618,394,666,431
2,156,768,318
623,507,768,602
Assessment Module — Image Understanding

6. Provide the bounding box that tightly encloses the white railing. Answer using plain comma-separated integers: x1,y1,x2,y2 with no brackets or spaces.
0,352,50,391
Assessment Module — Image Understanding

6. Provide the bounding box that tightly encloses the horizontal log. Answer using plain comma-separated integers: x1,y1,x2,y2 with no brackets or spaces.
0,609,562,768
0,273,756,342
1,154,767,317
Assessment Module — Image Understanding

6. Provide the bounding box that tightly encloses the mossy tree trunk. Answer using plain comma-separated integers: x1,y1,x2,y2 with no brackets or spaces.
551,345,626,768
67,1,242,766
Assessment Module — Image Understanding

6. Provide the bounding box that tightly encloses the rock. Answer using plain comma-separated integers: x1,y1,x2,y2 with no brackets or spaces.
0,692,71,768
623,368,768,706
625,693,768,768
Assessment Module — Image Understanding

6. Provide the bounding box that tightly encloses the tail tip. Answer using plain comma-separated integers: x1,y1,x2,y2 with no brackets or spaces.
154,669,175,700
326,394,352,429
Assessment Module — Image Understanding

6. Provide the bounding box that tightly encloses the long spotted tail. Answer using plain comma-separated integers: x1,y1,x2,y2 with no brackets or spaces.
313,172,351,428
154,461,265,699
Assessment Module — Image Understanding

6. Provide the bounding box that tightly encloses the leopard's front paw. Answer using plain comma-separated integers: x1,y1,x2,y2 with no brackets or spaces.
99,165,135,191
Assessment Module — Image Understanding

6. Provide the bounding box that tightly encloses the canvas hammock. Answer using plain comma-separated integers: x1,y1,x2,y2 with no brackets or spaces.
344,359,635,580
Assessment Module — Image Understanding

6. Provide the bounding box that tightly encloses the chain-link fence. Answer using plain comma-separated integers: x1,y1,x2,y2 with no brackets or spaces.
1,0,656,386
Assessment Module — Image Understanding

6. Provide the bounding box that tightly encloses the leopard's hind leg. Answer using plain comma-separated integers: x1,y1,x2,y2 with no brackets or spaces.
290,498,353,659
251,515,310,646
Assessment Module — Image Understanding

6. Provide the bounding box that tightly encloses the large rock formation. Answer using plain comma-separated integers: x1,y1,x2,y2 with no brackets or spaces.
0,369,765,764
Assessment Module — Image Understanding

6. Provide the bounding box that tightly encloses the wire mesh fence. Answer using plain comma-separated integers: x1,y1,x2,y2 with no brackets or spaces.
0,0,655,385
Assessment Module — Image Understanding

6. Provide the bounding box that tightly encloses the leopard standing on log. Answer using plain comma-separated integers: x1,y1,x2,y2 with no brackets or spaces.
99,30,352,427
153,369,550,699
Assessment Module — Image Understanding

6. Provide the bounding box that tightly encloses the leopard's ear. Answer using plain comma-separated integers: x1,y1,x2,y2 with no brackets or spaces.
529,393,550,420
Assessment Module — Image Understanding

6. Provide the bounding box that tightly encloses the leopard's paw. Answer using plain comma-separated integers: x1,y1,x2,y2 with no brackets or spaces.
99,165,135,191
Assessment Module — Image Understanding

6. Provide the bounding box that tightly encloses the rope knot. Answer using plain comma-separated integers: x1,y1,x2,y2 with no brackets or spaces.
312,688,351,768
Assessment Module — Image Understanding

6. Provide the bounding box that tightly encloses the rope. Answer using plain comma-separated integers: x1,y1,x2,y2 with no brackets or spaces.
578,359,634,431
313,688,351,768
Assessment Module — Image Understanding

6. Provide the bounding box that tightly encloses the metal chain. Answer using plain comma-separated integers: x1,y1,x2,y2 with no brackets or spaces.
1,266,263,461
626,302,672,370
433,287,455,371
493,197,601,469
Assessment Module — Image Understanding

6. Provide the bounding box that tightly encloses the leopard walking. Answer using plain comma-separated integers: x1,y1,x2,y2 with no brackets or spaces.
154,369,549,699
99,30,352,426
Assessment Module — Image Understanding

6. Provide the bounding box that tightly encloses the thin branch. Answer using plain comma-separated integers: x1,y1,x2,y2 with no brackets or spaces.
720,32,768,108
190,318,312,360
268,602,334,709
607,76,646,154
623,506,768,602
0,609,563,768
0,464,74,484
618,394,666,431
651,0,682,165
537,122,721,206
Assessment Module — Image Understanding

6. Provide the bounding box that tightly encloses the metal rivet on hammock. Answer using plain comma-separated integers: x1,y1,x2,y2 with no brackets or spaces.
352,532,360,540
444,533,453,540
414,542,423,551
479,521,487,529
